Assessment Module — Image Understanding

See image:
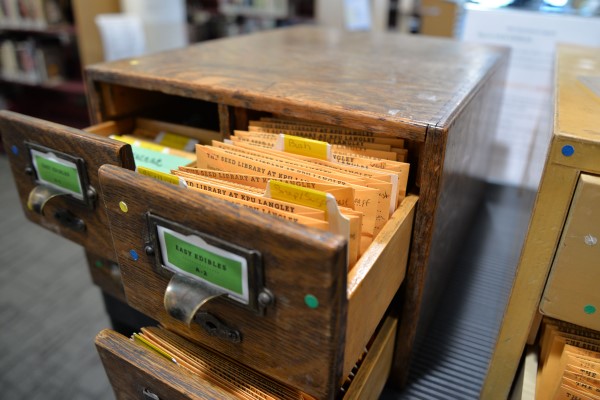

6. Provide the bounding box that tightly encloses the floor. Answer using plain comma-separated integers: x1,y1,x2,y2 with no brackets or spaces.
0,151,536,399
0,154,113,400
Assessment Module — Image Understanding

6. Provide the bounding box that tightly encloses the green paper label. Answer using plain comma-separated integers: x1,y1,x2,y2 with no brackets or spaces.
33,153,82,196
163,231,244,296
131,147,191,174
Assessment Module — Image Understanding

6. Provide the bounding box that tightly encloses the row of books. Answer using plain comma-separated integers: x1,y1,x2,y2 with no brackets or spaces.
0,0,70,30
219,0,289,18
0,37,64,84
537,318,600,399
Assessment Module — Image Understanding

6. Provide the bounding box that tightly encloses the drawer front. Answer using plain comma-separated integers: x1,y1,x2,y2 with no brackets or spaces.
0,110,134,261
98,165,415,399
99,165,348,400
85,250,126,304
95,330,237,400
541,173,600,331
95,316,397,400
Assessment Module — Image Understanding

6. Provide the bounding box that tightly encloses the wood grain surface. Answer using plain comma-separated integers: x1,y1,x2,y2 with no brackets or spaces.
345,316,397,400
85,250,127,304
96,329,238,400
344,195,416,376
99,164,348,400
393,53,509,384
0,110,134,262
85,26,507,142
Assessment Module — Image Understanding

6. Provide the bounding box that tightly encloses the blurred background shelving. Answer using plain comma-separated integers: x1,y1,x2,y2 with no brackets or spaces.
0,0,88,127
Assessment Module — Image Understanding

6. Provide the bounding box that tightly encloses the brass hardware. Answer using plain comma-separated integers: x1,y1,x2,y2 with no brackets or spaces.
164,273,225,326
27,185,67,215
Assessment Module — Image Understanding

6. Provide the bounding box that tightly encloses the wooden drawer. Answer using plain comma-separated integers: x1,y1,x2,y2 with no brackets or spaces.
98,163,416,400
0,111,133,261
85,250,126,304
0,112,221,262
95,314,398,400
540,173,600,331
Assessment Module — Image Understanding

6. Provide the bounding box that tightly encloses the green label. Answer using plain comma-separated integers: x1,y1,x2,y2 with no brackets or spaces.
164,232,243,295
34,154,82,195
131,147,191,174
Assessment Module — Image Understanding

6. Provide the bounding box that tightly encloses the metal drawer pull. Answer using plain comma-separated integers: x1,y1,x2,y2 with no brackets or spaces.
164,273,225,326
142,388,160,400
27,185,67,215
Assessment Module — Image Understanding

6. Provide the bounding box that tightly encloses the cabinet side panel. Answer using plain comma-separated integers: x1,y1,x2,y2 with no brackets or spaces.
392,55,509,384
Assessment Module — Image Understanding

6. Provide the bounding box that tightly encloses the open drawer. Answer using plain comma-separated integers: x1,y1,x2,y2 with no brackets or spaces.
0,110,222,262
0,110,133,261
95,313,398,400
98,164,416,400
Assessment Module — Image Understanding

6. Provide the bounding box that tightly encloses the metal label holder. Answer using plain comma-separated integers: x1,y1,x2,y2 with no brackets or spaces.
25,141,96,211
146,213,270,325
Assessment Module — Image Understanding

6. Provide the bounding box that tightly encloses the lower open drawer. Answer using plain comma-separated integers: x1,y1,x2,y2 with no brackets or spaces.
95,314,397,400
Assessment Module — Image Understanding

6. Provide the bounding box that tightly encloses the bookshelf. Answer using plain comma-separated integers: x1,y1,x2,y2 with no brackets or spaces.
0,0,119,129
187,0,313,41
0,0,84,126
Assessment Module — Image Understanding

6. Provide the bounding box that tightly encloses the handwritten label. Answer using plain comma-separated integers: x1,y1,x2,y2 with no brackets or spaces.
31,149,83,199
282,134,329,160
268,180,328,211
158,227,249,304
112,135,192,173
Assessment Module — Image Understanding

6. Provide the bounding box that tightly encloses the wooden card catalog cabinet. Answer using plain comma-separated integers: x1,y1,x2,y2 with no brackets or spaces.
0,26,508,399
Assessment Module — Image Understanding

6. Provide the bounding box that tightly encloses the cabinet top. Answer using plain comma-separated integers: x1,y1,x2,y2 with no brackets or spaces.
86,26,508,141
556,45,600,144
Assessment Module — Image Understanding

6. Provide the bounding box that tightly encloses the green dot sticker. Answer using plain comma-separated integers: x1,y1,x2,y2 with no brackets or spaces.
94,260,104,268
584,305,596,315
119,201,128,213
304,294,319,309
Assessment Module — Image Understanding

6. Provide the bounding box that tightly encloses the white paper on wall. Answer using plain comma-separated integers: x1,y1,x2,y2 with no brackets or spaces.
95,13,145,62
344,0,372,31
120,0,187,54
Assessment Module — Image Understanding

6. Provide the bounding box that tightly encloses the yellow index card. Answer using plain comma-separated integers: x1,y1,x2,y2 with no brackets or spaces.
276,134,331,160
132,333,177,364
268,180,328,211
138,166,187,187
267,180,352,267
